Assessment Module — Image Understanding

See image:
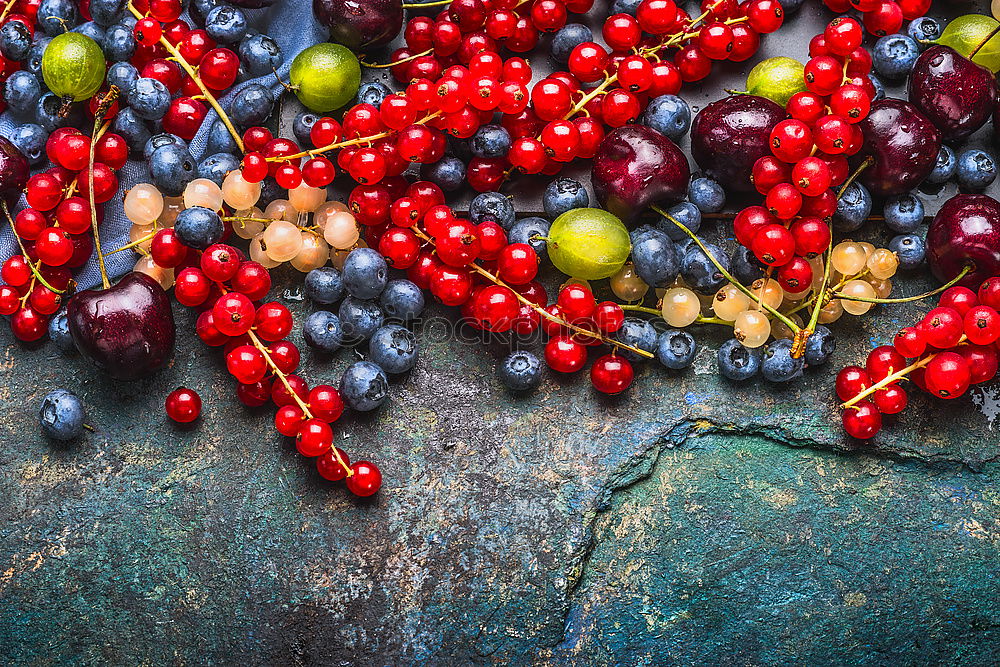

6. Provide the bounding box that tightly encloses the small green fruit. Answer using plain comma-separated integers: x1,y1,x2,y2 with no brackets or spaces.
936,15,1000,72
289,43,362,112
547,208,631,280
745,57,806,107
41,32,106,102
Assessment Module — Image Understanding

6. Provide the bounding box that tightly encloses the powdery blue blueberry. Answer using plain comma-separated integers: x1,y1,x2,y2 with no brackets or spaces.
551,23,592,63
198,152,239,186
292,111,318,147
509,217,550,260
889,233,926,270
205,5,247,43
956,149,997,190
908,16,942,47
47,312,76,355
421,156,465,192
106,61,138,92
926,145,956,184
229,83,274,127
717,339,762,381
305,267,344,304
303,311,344,353
681,242,728,294
205,118,239,154
36,92,83,132
239,33,282,76
499,350,543,391
144,132,187,161
470,191,516,228
804,325,836,367
688,176,725,213
470,124,512,159
872,34,920,80
174,206,223,249
39,389,85,440
38,0,78,35
340,361,389,412
73,21,105,43
128,77,171,120
338,297,385,343
656,330,696,370
632,230,678,288
5,71,41,115
641,94,691,143
834,182,872,232
543,178,589,219
614,318,658,363
150,143,197,197
110,107,150,152
342,247,388,300
762,338,804,382
731,245,766,285
0,20,32,61
610,0,642,14
190,0,222,26
356,81,391,107
25,38,50,77
8,123,48,165
102,22,135,61
368,324,419,375
883,194,924,233
380,279,425,321
658,202,701,241
89,0,127,26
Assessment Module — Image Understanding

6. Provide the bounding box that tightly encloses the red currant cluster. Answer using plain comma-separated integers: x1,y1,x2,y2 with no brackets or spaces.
169,239,382,496
836,278,1000,439
737,18,875,301
822,0,929,36
0,127,126,341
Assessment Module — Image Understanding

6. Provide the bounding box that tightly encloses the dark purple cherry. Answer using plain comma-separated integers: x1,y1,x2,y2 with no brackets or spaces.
0,136,29,210
927,194,1000,288
312,0,403,50
67,272,176,381
908,46,998,142
591,125,690,224
855,99,940,198
690,95,786,193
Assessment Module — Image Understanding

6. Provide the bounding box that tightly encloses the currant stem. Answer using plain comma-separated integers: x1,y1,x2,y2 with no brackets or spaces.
1,201,68,295
840,354,933,410
89,87,119,291
128,2,245,153
272,111,442,162
620,304,660,316
652,204,801,334
105,228,158,255
0,0,16,23
360,48,433,69
833,264,973,305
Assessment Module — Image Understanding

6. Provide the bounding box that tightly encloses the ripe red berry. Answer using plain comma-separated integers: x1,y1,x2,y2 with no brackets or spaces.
924,351,971,399
317,448,351,481
346,461,382,496
842,400,882,439
165,387,201,423
893,326,927,358
835,365,871,401
545,335,587,373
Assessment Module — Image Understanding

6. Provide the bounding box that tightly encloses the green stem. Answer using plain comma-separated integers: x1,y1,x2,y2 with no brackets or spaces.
620,304,661,316
1,201,68,295
834,265,972,304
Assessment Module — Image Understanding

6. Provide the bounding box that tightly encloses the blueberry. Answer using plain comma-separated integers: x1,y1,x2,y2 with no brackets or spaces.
340,361,389,411
834,181,872,232
641,94,691,143
542,178,589,219
198,152,239,186
681,243,728,294
190,0,222,26
302,310,344,353
657,202,701,241
632,230,678,288
956,149,997,190
446,134,473,162
89,0,127,26
883,194,924,233
7,123,48,165
106,61,138,92
509,217,550,260
25,38,49,77
228,83,274,127
907,16,942,47
656,329,696,370
257,177,282,206
292,111,318,148
102,22,135,61
688,176,725,213
110,106,151,152
342,247,388,300
614,317,658,363
380,279,425,320
926,145,956,185
731,245,766,285
0,20,32,61
205,5,247,43
339,297,385,343
35,92,83,132
498,350,543,391
470,191,516,228
174,206,223,249
144,132,187,161
470,124,512,159
238,33,282,76
205,118,240,155
356,81,391,107
889,233,926,270
73,21,105,43
717,338,762,381
421,156,465,192
369,324,419,375
872,34,920,80
128,77,171,120
761,339,804,382
777,0,805,12
305,267,344,304
551,23,592,63
47,312,76,355
39,389,85,441
610,0,642,14
150,144,197,196
804,325,836,367
630,224,659,246
869,74,885,100
38,0,78,36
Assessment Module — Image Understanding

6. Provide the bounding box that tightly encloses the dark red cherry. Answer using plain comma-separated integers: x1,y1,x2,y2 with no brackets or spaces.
927,194,1000,288
908,45,998,142
855,99,940,197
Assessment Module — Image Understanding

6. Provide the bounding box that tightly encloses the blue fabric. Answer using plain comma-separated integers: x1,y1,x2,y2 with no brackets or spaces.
0,0,326,290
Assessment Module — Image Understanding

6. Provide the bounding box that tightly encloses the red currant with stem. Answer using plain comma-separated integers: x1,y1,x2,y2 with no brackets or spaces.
776,256,813,293
789,216,830,257
497,244,538,285
274,404,306,437
317,448,351,481
213,292,255,337
594,302,625,333
296,419,333,457
813,115,853,155
379,228,421,269
938,286,978,316
237,378,271,407
769,120,813,163
835,365,870,401
964,306,1000,345
268,340,300,375
791,157,832,197
271,375,308,407
231,261,271,301
227,344,268,384
591,354,634,394
346,461,382,497
746,0,784,32
166,387,201,423
430,266,474,306
873,384,907,414
200,243,240,282
436,220,481,267
308,385,344,423
958,345,998,384
545,335,587,373
925,352,971,399
866,345,906,381
918,307,964,348
470,285,520,332
829,85,870,123
764,183,802,220
842,400,882,439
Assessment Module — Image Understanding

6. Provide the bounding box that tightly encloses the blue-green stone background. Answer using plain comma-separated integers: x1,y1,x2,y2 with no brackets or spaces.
3,1,1000,664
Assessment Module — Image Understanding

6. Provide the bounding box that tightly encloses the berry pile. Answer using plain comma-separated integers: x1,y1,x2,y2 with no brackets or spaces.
836,278,1000,439
822,0,930,36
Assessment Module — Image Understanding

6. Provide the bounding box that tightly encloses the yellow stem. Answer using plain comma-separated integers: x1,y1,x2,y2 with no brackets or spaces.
89,88,119,290
360,48,433,69
834,265,972,305
1,202,68,295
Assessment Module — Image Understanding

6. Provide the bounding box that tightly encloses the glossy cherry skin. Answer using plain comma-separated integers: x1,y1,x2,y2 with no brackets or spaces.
591,124,690,224
690,95,786,192
908,46,998,142
67,272,176,381
0,136,29,209
856,99,940,197
313,0,403,50
927,194,1000,288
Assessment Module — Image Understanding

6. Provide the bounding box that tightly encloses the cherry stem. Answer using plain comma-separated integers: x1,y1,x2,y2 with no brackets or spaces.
360,48,433,69
128,2,245,153
1,200,68,295
88,87,119,291
651,204,801,334
969,24,1000,60
834,264,973,304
